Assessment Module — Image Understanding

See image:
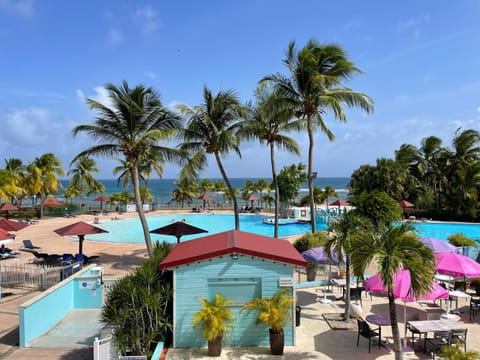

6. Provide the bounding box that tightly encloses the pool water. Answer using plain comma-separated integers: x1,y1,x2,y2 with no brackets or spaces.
87,214,324,244
410,221,480,241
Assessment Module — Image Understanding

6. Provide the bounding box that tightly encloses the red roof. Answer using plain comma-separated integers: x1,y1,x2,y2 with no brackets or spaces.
160,230,307,269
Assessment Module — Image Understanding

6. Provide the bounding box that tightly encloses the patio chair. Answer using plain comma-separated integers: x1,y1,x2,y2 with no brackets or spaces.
22,239,41,251
356,318,381,353
350,287,364,306
470,297,480,320
450,328,467,352
425,330,450,357
61,253,73,265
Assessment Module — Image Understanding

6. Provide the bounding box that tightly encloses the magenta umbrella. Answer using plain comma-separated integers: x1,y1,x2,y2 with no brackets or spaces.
419,238,456,253
435,252,480,278
365,269,448,344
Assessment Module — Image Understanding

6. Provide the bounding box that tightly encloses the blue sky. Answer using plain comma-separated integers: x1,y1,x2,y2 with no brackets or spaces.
1,1,480,179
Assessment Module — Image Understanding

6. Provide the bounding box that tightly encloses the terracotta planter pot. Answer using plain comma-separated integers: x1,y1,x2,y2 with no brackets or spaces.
269,328,284,355
208,335,223,356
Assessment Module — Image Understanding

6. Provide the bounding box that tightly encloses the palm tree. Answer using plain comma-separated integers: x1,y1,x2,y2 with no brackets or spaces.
324,210,362,322
264,39,374,233
241,84,301,237
24,153,64,217
350,222,436,360
323,185,338,212
172,177,197,208
68,156,104,206
178,86,246,230
213,180,226,208
72,81,184,257
3,158,25,204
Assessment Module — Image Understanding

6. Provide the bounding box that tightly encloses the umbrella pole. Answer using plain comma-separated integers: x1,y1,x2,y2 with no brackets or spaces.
78,235,84,255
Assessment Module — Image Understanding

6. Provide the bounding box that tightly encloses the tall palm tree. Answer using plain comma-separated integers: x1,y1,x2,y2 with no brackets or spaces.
72,81,184,257
3,158,25,204
68,156,104,206
323,185,338,212
25,153,64,218
213,180,226,208
324,210,362,322
350,222,435,360
178,86,246,230
264,39,374,233
241,84,301,237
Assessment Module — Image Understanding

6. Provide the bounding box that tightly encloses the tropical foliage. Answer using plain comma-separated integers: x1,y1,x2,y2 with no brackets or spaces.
192,294,235,341
264,38,374,233
102,242,172,357
240,288,293,333
350,128,480,221
72,81,185,257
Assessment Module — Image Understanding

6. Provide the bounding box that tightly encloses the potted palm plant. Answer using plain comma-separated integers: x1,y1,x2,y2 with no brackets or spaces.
192,293,235,356
240,288,293,355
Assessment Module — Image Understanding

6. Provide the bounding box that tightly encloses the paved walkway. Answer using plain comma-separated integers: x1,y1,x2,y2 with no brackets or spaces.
1,284,480,359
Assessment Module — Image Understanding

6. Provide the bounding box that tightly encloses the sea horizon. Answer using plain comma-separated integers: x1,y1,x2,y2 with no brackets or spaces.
57,177,351,208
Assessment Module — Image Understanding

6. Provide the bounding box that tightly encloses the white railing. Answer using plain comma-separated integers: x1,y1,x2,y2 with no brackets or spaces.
0,263,61,290
93,335,118,360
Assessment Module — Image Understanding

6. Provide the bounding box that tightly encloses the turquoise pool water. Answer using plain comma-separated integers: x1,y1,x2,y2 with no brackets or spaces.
87,214,324,243
410,221,480,241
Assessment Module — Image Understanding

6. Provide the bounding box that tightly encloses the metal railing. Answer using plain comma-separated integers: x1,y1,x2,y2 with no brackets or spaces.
93,335,118,360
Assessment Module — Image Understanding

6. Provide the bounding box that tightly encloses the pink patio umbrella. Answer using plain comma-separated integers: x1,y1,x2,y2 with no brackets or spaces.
44,198,62,206
0,203,18,219
435,252,480,278
329,199,348,207
419,237,456,253
198,193,211,208
398,200,415,208
247,193,258,207
365,269,448,344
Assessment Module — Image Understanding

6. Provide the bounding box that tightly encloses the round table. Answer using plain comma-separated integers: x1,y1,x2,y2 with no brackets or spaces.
366,314,391,326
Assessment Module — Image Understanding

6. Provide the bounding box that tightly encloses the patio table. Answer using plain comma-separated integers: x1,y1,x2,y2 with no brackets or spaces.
407,319,467,353
366,314,390,348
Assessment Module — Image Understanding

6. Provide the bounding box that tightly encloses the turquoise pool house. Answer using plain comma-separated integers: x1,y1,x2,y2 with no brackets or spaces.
159,229,307,349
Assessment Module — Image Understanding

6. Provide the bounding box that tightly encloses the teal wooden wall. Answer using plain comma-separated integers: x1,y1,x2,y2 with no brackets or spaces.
172,255,296,348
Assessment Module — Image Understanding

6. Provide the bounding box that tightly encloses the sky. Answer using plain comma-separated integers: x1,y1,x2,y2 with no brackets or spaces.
1,1,480,180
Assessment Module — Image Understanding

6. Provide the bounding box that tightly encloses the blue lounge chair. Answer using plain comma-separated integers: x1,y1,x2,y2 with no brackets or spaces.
22,240,41,251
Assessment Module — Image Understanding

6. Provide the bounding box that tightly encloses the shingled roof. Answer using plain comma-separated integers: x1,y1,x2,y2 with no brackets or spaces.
159,229,307,269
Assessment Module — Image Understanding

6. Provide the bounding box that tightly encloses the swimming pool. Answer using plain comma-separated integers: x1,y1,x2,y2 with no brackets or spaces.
87,214,324,244
410,221,480,241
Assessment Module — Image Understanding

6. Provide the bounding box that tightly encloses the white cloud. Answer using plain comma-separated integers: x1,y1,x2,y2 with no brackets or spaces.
397,15,430,33
477,107,480,113
0,0,34,18
144,71,158,80
108,27,124,45
135,5,161,35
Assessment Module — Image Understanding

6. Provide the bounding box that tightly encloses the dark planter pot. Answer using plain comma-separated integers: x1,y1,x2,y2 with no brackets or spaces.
306,267,317,281
269,328,284,355
208,335,223,357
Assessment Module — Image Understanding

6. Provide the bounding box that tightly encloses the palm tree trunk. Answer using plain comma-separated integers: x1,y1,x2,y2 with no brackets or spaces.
131,165,153,257
307,117,317,233
388,293,403,360
344,256,351,321
270,143,279,238
215,153,240,230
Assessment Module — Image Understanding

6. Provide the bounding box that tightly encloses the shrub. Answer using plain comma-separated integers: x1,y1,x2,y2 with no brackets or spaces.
447,233,477,248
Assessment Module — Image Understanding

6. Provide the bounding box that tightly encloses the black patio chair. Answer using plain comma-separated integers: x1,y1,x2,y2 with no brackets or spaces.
22,239,40,251
356,318,381,353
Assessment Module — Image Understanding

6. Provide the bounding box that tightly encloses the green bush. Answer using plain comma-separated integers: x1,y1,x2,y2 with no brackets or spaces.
102,242,173,357
447,233,477,248
292,232,328,254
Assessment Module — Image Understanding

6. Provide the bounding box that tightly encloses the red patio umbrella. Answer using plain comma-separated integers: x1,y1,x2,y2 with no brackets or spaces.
329,199,348,207
0,218,29,232
247,193,258,207
93,195,110,211
54,221,108,255
0,203,18,219
150,221,208,243
0,203,18,211
44,198,62,206
398,200,414,208
0,228,13,240
198,193,211,208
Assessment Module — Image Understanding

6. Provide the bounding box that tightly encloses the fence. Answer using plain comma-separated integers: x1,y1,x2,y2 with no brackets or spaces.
0,262,83,290
93,335,118,360
0,263,61,290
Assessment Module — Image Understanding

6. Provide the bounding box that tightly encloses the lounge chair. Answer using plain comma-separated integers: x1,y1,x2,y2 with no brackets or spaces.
0,252,15,260
31,251,61,264
22,240,41,251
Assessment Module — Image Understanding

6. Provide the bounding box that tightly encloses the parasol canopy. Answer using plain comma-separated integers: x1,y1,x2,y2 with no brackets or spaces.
302,246,344,265
150,221,208,244
44,198,62,206
435,252,480,278
0,203,18,211
0,228,14,241
329,199,348,207
93,195,110,211
419,237,456,253
54,221,108,255
0,218,29,232
398,200,414,208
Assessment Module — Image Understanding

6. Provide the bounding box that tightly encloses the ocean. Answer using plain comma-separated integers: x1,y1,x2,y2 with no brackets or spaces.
59,177,350,208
